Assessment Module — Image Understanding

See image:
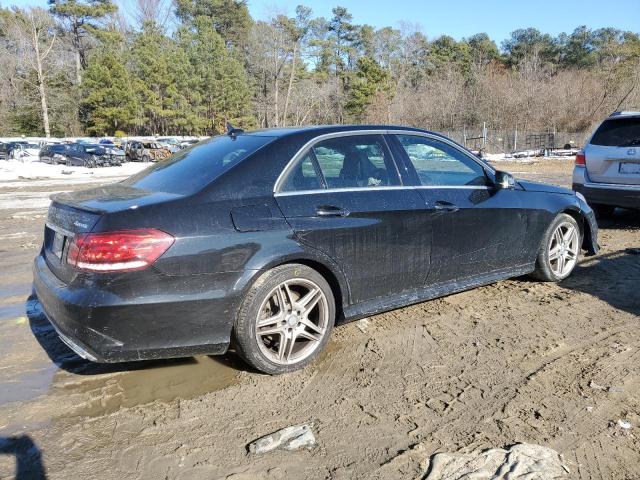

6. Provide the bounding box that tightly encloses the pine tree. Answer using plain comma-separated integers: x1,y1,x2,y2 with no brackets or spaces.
178,17,254,134
49,0,117,84
345,56,391,121
131,22,191,135
81,50,140,135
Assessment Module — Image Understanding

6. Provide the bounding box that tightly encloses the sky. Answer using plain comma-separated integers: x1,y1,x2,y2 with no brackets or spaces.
5,0,640,45
249,0,640,43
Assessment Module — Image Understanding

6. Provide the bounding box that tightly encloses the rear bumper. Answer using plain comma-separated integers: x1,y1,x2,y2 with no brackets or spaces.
33,254,242,363
573,166,640,209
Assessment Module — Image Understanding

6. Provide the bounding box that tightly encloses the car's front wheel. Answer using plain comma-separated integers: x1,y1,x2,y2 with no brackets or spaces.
531,213,581,282
234,264,335,374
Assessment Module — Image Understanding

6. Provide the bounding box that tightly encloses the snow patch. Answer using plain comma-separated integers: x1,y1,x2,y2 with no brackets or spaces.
0,160,148,183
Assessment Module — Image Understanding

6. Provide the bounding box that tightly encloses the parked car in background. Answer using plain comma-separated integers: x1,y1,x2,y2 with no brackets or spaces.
34,125,598,375
156,137,182,153
103,145,125,166
0,142,9,160
65,143,111,168
11,142,41,162
573,111,640,216
40,144,69,164
126,140,171,162
179,139,200,149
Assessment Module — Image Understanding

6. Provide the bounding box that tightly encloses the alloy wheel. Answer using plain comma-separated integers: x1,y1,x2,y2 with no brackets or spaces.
548,221,579,277
255,278,329,365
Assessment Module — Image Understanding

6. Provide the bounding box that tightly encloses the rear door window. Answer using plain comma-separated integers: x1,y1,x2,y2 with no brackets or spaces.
312,135,399,189
591,118,640,146
395,135,489,187
280,152,323,192
121,134,274,195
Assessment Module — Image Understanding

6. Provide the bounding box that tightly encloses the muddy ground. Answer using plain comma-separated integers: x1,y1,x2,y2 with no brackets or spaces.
0,159,638,479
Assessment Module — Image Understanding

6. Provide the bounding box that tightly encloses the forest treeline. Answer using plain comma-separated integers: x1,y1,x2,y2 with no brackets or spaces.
1,0,639,138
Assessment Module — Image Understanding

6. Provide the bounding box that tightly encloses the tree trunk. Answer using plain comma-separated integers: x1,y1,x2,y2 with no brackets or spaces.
32,23,51,138
75,50,82,85
282,42,297,127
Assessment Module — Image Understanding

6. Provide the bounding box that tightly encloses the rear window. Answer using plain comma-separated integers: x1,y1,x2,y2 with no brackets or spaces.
121,134,273,195
591,118,640,146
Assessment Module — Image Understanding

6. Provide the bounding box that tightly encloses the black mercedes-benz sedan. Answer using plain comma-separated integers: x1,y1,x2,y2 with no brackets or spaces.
33,125,599,374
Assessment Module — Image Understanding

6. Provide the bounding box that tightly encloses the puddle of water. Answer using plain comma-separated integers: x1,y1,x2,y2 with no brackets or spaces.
0,303,25,321
0,283,32,301
59,355,241,418
0,365,58,406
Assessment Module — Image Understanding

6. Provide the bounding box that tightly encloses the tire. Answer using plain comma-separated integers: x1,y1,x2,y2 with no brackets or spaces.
530,213,581,282
592,204,615,219
234,264,335,375
142,155,150,163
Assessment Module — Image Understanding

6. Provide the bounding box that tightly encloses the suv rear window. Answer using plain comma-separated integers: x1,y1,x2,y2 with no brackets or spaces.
591,118,640,146
121,134,273,195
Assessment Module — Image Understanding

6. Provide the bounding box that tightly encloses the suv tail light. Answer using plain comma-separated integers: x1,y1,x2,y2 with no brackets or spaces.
67,229,174,272
575,151,586,166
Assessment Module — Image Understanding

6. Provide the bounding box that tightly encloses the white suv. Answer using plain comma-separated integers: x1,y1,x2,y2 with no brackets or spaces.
573,111,640,216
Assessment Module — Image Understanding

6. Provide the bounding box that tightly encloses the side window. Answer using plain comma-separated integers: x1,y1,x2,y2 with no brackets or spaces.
312,135,398,189
280,151,322,192
396,135,488,187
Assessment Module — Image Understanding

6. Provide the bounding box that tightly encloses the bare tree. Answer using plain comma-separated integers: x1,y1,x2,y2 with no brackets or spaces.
3,7,57,137
127,0,174,30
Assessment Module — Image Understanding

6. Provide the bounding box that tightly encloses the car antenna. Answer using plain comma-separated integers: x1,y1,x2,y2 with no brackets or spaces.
226,122,244,139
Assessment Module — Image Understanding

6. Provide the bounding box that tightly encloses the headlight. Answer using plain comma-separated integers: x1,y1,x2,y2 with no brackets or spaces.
575,191,586,203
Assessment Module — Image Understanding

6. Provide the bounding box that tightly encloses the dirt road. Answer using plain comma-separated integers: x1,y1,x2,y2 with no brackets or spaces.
0,159,638,479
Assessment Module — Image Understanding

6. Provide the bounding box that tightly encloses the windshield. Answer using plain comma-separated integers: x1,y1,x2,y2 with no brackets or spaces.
121,134,274,195
591,118,640,146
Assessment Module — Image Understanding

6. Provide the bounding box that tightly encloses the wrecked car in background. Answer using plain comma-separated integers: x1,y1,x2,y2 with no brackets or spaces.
10,142,41,161
126,140,171,162
65,143,121,168
40,144,69,164
157,137,182,153
33,125,598,376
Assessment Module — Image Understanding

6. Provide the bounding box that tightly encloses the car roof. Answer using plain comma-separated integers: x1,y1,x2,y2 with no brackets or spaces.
609,111,640,118
243,124,441,139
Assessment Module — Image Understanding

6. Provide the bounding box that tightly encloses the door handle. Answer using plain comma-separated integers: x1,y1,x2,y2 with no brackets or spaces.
316,205,350,217
434,201,459,212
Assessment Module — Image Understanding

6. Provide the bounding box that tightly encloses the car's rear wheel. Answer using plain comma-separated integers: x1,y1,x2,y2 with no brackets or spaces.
531,213,581,282
234,264,335,374
592,203,615,218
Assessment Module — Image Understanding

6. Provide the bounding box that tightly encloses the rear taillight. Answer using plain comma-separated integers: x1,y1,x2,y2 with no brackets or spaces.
575,151,586,166
67,229,174,272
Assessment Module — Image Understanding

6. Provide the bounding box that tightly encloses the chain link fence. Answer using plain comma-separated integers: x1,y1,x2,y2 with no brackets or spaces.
434,127,591,154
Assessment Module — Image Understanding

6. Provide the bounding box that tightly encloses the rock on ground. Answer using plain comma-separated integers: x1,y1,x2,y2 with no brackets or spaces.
248,425,316,454
425,443,569,480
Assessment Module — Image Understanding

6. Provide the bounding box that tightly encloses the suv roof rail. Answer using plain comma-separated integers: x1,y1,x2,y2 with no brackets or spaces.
609,110,640,117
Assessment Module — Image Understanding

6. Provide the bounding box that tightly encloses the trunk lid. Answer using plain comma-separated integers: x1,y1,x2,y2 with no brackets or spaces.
44,184,183,283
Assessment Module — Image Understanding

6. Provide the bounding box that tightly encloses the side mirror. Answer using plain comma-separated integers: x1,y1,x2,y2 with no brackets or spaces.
494,170,516,189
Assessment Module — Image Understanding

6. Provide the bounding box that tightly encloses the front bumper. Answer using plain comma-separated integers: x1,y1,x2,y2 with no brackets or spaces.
33,254,241,363
573,166,640,209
